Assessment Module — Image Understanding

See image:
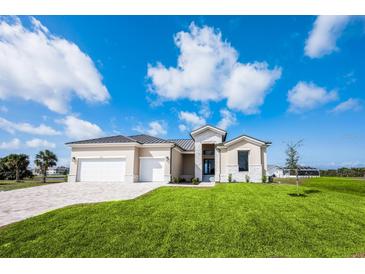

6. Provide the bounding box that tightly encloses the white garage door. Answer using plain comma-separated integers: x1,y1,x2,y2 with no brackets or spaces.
77,158,126,182
139,158,165,182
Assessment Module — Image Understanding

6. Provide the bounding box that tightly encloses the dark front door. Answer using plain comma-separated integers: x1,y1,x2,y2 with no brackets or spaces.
203,159,215,175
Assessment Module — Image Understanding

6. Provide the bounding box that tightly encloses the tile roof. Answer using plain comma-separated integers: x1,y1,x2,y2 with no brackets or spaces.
167,139,195,151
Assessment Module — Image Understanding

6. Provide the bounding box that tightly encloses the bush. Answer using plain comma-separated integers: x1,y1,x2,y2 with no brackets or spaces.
171,177,187,184
191,177,200,185
245,175,250,183
228,173,232,183
262,175,267,183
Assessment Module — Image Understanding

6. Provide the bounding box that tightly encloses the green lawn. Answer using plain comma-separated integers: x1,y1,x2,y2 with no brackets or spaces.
0,177,364,257
0,180,65,192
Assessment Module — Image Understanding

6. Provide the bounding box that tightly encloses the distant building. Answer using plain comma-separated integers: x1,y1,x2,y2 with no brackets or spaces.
282,165,320,178
267,165,284,178
268,165,320,178
33,166,69,176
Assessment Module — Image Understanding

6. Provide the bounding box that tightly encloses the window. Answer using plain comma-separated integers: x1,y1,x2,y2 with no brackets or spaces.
238,151,249,172
203,159,215,175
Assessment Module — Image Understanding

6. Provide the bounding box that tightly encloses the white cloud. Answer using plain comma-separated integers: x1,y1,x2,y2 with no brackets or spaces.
224,63,281,114
287,81,338,113
26,138,56,148
59,115,104,139
331,98,362,113
178,111,206,130
0,138,20,149
199,103,211,119
147,23,281,114
305,16,351,58
0,16,109,113
217,109,236,130
133,120,167,137
178,124,188,132
0,117,60,135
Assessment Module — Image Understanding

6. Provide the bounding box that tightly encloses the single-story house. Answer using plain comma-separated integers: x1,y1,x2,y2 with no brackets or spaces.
66,125,271,183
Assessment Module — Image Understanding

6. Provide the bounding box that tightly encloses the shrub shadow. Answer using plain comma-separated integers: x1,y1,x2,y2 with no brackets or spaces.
288,193,307,197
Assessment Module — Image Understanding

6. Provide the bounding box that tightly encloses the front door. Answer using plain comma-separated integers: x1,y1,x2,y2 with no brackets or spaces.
203,159,215,182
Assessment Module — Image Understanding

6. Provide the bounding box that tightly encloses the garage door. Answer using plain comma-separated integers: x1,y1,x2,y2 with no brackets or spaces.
77,158,126,182
139,158,165,182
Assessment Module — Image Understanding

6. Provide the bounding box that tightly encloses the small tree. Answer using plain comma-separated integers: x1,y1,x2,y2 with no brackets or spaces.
285,140,303,195
4,154,30,182
35,150,58,183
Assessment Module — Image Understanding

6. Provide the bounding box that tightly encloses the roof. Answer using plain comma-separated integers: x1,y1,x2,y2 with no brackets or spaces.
220,134,271,147
66,134,194,151
65,135,138,145
128,134,170,144
167,139,195,151
190,124,227,141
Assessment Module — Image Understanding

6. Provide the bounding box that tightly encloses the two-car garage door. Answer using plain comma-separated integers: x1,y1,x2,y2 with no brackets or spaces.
77,158,126,182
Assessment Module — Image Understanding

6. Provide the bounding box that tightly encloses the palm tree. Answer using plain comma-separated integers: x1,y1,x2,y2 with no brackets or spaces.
5,154,29,182
35,150,58,183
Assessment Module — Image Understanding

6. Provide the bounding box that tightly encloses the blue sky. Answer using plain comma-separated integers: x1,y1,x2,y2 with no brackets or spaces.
0,15,364,168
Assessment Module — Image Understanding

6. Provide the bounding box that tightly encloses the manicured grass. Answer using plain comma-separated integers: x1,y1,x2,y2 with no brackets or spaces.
0,178,364,257
0,180,65,192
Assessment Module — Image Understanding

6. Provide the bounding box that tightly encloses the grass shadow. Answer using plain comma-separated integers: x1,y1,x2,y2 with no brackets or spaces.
304,189,321,194
288,193,307,197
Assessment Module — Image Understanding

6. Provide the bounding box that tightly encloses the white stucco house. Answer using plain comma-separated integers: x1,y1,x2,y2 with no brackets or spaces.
66,125,270,183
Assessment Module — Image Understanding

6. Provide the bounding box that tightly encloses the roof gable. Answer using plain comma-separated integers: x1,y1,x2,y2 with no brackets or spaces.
221,134,271,147
190,124,227,141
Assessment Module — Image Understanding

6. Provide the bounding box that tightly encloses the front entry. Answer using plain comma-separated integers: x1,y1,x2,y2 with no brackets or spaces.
203,159,215,182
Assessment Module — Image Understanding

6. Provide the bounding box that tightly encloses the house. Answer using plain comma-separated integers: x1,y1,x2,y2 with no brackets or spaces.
267,165,284,178
47,166,69,175
66,125,270,183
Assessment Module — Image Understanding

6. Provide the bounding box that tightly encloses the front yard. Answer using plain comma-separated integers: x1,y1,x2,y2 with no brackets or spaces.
0,177,66,192
0,177,364,257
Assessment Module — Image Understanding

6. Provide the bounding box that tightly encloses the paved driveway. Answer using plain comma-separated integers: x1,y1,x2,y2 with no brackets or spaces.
0,182,165,227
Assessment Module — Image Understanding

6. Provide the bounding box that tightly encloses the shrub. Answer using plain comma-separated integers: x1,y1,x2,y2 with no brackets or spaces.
228,173,232,183
245,174,250,183
191,177,200,185
262,175,267,183
172,177,179,183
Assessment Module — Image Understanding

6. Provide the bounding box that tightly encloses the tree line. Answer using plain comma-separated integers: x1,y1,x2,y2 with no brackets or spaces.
0,150,58,183
320,167,365,177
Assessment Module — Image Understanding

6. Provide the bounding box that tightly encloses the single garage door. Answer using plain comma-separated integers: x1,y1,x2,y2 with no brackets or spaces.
139,158,165,182
77,158,126,182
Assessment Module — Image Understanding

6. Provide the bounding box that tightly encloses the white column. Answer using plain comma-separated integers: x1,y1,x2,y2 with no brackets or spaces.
194,142,202,181
215,145,220,182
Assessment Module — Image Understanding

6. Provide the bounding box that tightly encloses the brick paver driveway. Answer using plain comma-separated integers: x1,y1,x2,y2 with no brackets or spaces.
0,182,165,227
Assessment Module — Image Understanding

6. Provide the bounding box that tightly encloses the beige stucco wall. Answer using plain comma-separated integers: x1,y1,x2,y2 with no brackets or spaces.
182,154,194,180
171,148,183,178
219,140,265,183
